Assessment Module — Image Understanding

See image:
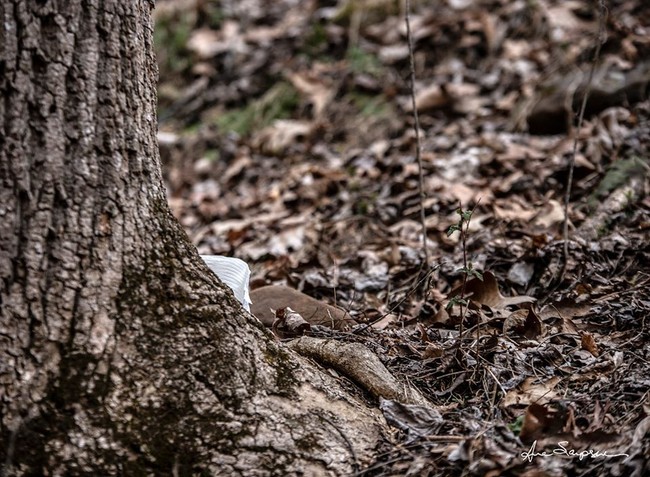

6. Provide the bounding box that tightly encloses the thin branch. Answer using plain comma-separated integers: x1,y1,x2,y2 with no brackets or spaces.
562,0,607,275
405,0,429,267
456,201,479,340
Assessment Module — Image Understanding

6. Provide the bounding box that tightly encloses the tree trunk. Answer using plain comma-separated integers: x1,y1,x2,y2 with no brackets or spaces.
0,1,385,475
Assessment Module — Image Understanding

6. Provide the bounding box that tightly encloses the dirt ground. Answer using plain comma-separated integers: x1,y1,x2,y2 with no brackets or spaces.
155,1,649,475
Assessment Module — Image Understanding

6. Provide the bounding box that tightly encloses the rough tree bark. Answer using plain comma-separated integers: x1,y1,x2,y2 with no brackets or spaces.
0,1,386,475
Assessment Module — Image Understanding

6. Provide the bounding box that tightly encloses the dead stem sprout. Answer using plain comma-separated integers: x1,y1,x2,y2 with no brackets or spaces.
405,0,429,268
446,203,482,343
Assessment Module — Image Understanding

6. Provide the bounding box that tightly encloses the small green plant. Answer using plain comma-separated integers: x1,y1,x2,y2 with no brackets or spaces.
348,92,391,118
203,3,224,29
214,81,299,136
154,12,195,77
509,415,524,435
204,149,220,162
446,204,482,338
346,47,382,76
301,23,329,58
353,192,379,216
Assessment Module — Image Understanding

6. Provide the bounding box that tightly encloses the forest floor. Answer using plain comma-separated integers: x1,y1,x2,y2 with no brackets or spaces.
155,0,649,475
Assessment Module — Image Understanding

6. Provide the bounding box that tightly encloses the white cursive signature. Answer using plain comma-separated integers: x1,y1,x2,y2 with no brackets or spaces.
521,440,630,462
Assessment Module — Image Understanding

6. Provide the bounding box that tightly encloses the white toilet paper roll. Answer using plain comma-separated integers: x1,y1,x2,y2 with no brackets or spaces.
200,255,252,311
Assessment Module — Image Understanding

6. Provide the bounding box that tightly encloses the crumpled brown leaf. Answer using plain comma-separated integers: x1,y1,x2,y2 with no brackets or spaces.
448,271,536,310
503,308,546,339
379,398,444,441
272,306,311,338
519,402,570,444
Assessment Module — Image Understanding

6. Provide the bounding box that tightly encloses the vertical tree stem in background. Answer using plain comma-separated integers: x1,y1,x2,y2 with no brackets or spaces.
405,0,429,267
562,0,607,273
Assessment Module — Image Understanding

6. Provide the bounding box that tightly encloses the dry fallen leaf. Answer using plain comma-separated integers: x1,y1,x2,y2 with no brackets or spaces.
493,200,537,222
532,199,565,229
448,271,536,310
503,308,546,339
519,402,570,444
422,343,444,360
502,376,562,409
287,71,335,118
252,120,314,155
187,22,247,58
272,306,311,338
412,84,451,111
580,332,600,357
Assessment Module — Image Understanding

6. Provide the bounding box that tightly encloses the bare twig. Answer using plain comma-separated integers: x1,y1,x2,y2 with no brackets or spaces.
405,0,429,267
562,0,607,276
456,202,479,338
